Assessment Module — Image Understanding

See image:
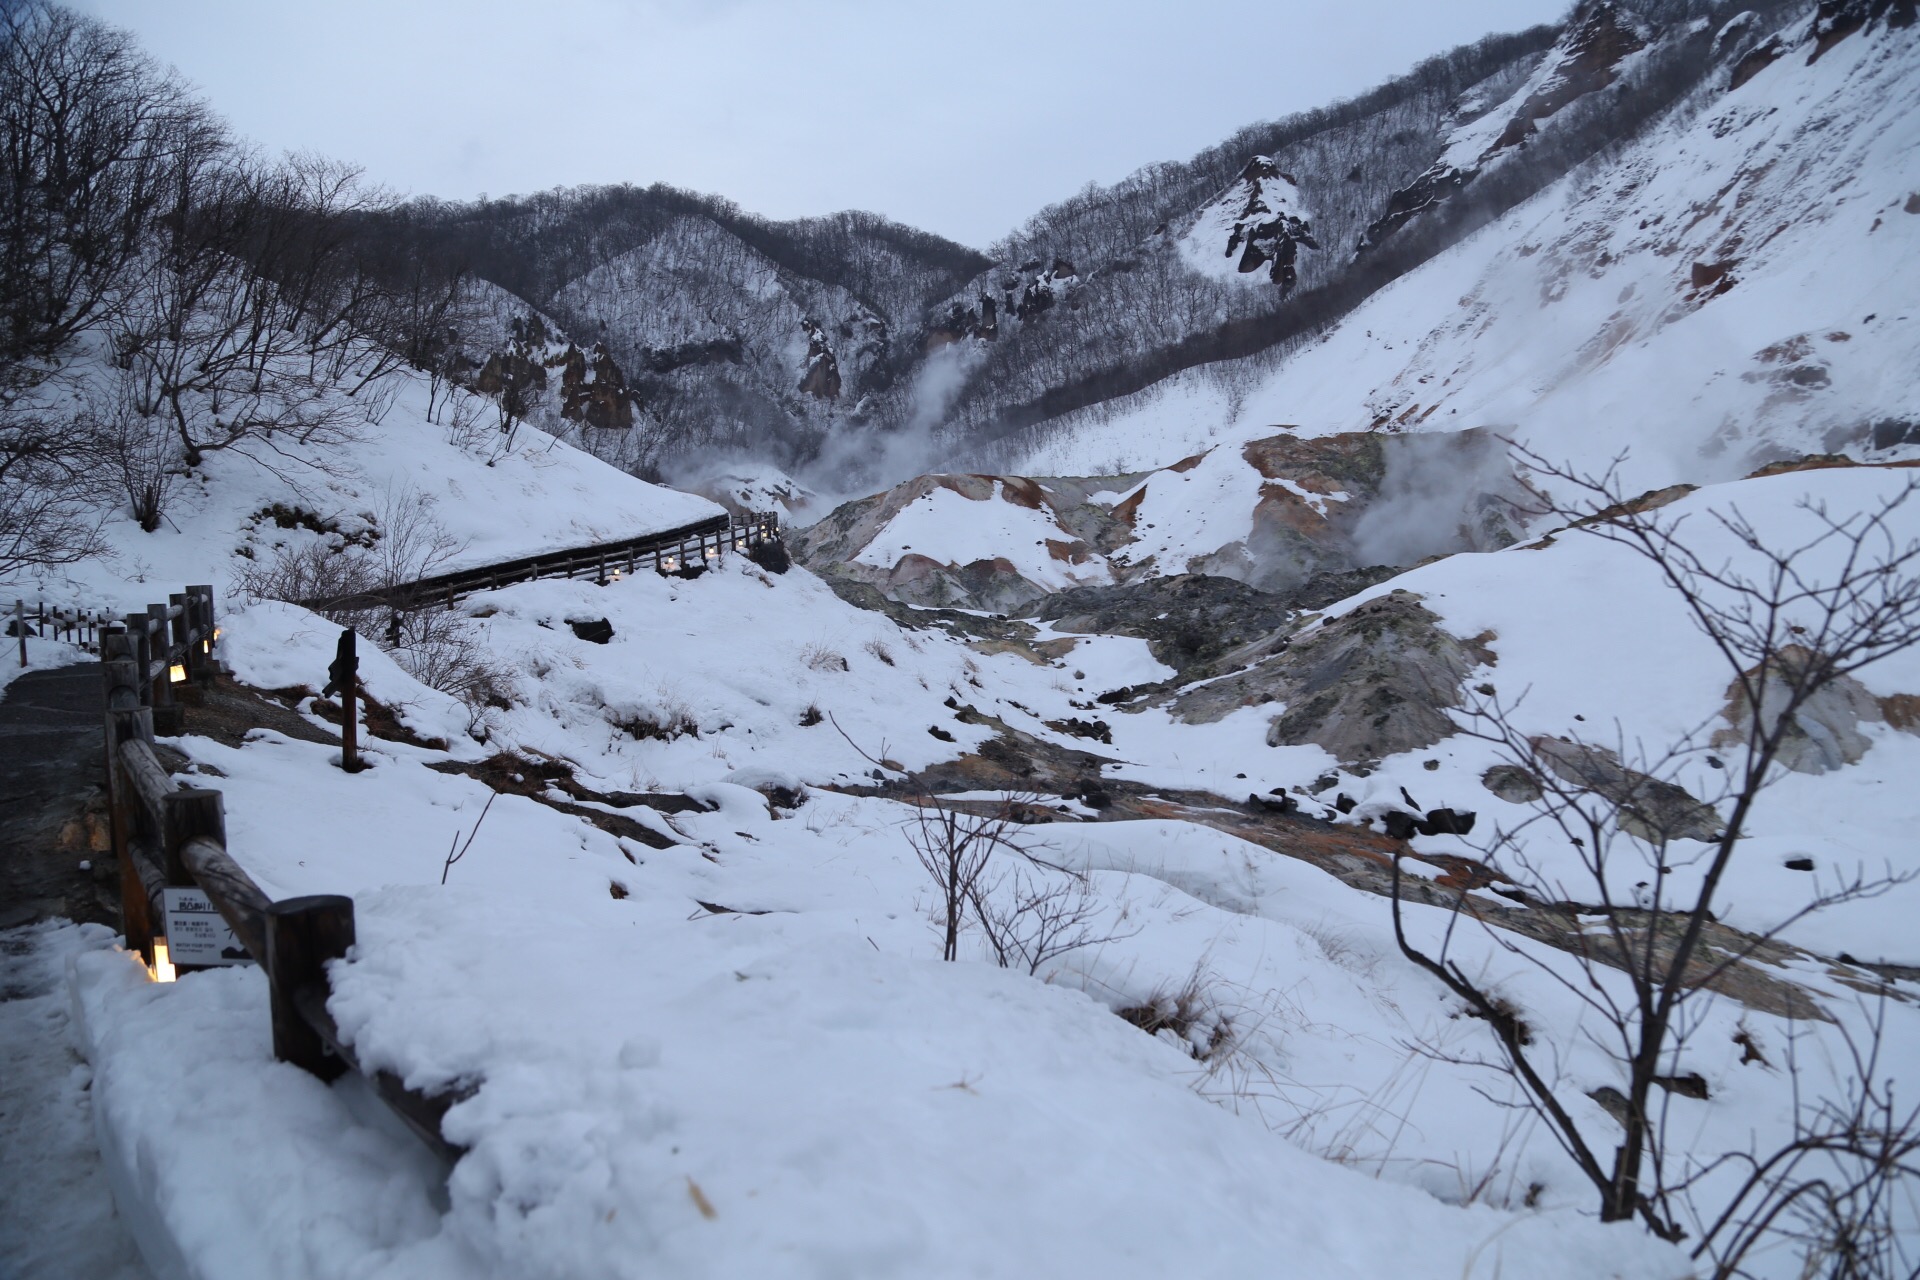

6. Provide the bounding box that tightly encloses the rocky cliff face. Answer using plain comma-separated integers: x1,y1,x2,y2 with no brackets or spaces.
1182,156,1320,291
1360,0,1650,252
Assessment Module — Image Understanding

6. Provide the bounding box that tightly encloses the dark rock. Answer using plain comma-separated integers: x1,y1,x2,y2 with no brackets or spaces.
1654,1073,1710,1100
1532,737,1724,842
1417,807,1477,836
1032,574,1294,676
1380,811,1420,840
559,342,640,430
1784,857,1815,871
568,617,615,644
1045,717,1113,745
1334,792,1357,814
747,538,791,575
928,726,955,743
1482,763,1544,804
798,318,841,400
1249,792,1299,815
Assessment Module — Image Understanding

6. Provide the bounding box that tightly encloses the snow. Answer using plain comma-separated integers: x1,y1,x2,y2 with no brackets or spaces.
0,922,151,1280
60,487,1914,1276
852,480,1107,592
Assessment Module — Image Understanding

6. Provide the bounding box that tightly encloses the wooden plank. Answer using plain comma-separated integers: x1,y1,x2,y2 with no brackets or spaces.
289,985,467,1162
177,835,269,961
119,738,177,826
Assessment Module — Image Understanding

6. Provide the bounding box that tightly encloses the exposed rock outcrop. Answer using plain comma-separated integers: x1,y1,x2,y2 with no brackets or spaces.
798,318,842,400
1028,575,1297,676
1169,590,1495,767
1362,0,1650,251
1711,645,1920,773
1528,737,1725,843
1206,157,1320,293
559,342,640,430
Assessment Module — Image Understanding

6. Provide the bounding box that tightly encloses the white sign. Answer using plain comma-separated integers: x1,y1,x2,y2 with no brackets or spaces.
162,887,251,967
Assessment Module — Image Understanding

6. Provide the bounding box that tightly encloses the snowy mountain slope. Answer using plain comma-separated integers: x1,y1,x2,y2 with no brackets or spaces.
1016,9,1920,501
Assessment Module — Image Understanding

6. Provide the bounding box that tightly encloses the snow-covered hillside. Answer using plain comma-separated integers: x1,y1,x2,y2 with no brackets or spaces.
1017,8,1920,502
8,4,1920,1278
9,352,722,615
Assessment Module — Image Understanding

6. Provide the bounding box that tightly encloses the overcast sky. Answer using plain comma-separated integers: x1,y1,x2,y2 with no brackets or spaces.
72,0,1572,250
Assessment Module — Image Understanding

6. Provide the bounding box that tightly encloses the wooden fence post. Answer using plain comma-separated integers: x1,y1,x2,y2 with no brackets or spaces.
161,789,224,887
148,604,184,734
14,599,24,669
186,584,216,684
266,895,356,1081
102,644,156,963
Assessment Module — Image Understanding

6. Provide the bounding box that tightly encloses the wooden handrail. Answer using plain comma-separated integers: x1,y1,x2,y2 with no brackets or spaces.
100,584,463,1163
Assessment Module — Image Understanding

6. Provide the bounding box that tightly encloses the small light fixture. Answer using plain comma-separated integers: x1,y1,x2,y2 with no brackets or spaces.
705,547,718,560
201,639,211,654
212,627,222,642
151,939,177,983
168,662,187,683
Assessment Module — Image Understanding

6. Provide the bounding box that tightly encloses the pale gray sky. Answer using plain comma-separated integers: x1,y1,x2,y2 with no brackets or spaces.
72,0,1572,249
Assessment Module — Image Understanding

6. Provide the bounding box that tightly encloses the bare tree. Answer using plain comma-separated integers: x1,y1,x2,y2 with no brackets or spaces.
0,399,103,573
1390,449,1920,1266
0,3,210,367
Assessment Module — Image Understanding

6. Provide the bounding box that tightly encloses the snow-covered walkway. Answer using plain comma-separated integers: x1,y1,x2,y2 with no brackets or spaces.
0,921,151,1280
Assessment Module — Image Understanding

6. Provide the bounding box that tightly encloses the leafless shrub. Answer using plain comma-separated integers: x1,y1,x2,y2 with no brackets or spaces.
1685,1000,1920,1280
906,794,1132,972
0,401,106,572
386,609,513,736
442,391,489,453
233,540,377,614
612,693,699,743
864,637,896,666
1391,448,1920,1257
907,801,1012,962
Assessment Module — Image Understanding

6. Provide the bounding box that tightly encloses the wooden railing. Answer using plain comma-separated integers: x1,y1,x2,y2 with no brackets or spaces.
12,598,119,662
299,511,781,613
100,594,464,1162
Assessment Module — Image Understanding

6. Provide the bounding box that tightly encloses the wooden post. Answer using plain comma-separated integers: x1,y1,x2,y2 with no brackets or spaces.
102,644,156,963
160,789,223,887
14,599,23,669
147,604,183,734
266,895,356,1081
186,585,216,683
324,629,361,773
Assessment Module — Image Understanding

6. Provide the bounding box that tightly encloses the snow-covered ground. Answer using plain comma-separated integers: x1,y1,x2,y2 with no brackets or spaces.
53,457,1919,1275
